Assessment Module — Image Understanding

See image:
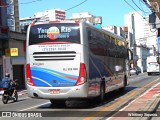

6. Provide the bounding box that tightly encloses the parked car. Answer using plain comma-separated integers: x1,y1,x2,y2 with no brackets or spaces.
130,67,139,75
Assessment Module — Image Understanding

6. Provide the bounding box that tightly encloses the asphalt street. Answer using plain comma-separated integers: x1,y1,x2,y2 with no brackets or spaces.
0,72,159,120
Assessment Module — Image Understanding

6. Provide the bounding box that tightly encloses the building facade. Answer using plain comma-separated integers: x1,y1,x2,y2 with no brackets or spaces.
20,9,66,32
0,0,9,79
143,0,160,64
6,0,20,32
143,16,157,55
5,31,26,89
0,0,26,89
69,12,102,25
124,12,154,72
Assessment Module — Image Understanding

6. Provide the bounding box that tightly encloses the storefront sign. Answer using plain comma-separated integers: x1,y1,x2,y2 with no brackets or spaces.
5,48,18,56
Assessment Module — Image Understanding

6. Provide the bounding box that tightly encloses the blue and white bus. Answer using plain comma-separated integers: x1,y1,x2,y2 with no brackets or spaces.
26,20,131,104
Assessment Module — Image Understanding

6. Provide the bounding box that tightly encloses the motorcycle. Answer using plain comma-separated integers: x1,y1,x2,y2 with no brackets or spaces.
1,79,18,104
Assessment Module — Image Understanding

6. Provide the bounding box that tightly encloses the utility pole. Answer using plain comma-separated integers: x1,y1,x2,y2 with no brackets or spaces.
131,14,137,68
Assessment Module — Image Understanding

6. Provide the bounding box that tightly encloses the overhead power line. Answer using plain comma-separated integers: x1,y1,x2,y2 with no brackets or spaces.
132,0,150,13
65,0,89,11
0,0,43,7
132,0,144,12
123,0,158,33
139,0,151,13
124,0,149,22
19,0,89,12
124,0,143,17
20,0,42,4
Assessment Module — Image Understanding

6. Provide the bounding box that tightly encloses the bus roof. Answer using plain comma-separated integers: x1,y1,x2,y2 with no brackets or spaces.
83,22,126,41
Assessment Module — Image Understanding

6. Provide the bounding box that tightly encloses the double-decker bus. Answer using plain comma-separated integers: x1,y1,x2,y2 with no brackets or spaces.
26,20,131,105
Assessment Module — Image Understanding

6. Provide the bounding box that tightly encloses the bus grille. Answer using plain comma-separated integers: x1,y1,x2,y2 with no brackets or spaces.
33,51,76,61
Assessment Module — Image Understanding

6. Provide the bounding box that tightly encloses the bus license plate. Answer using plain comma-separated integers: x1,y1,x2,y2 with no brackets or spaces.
49,89,60,94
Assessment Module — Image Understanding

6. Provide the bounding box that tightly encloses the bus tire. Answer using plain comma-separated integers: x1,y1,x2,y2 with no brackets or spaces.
148,72,151,76
50,99,66,107
99,83,105,103
119,75,127,92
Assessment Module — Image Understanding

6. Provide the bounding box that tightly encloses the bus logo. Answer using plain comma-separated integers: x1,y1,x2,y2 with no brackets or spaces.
47,26,60,40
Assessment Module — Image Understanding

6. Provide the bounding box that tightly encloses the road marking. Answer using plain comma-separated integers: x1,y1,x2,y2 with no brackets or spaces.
130,74,146,79
83,78,159,120
19,102,50,111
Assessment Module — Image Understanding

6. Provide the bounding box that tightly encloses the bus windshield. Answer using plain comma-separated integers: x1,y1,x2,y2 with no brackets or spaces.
29,23,80,45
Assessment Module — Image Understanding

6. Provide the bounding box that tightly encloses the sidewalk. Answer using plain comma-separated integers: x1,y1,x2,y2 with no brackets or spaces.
108,82,160,120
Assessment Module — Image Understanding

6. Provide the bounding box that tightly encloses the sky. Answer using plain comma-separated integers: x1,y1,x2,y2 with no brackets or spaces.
18,0,151,26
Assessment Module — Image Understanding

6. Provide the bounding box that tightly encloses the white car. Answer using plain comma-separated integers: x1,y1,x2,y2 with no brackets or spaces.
130,68,139,75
